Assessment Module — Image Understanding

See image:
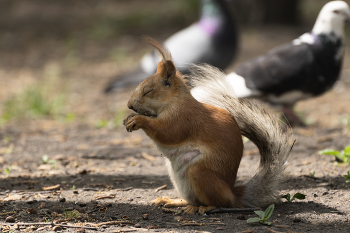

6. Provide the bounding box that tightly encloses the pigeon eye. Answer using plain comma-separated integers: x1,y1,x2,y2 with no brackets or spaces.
333,10,340,14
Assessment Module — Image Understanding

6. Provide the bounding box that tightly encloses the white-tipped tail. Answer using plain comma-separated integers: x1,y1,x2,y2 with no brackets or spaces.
189,64,295,207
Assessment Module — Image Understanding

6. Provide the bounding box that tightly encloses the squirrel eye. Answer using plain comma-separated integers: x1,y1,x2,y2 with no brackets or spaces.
143,89,153,96
333,10,340,14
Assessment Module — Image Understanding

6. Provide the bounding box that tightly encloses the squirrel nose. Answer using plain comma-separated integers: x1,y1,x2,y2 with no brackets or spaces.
127,102,133,110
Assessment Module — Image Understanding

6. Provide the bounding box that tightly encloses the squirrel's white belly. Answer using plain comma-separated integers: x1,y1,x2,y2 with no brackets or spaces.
157,145,203,204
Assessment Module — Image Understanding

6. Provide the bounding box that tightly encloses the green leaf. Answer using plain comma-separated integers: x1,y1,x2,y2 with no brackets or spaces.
254,210,265,219
247,217,261,224
344,145,350,154
281,193,291,202
291,193,306,201
263,221,272,225
318,149,339,156
263,204,274,220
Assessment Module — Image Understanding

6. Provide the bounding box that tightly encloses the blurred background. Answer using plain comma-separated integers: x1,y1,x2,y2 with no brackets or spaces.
0,0,349,129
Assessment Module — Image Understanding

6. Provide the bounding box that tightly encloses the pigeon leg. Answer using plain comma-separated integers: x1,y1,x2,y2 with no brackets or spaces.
281,105,306,127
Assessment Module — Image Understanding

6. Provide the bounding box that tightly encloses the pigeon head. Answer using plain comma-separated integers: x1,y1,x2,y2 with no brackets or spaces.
312,1,350,37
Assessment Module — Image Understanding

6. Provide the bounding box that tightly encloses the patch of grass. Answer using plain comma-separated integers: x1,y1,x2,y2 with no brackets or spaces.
344,171,350,183
41,155,57,168
247,204,274,225
309,171,315,177
281,193,306,202
64,210,79,219
3,165,13,176
0,64,74,125
318,145,350,163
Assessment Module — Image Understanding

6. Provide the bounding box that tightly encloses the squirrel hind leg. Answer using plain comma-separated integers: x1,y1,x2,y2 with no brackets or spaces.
188,165,244,208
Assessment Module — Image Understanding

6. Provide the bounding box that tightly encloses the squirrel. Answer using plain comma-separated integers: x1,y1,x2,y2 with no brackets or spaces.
123,37,295,215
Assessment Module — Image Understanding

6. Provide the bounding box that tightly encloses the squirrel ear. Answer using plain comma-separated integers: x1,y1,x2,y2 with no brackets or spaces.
163,61,176,86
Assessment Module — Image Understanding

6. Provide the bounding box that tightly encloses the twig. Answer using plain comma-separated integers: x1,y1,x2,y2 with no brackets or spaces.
155,185,167,193
94,220,135,227
206,207,260,214
0,222,97,230
180,222,225,226
302,175,329,182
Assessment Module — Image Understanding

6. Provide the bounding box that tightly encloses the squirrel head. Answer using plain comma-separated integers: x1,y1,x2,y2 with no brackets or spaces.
127,37,190,117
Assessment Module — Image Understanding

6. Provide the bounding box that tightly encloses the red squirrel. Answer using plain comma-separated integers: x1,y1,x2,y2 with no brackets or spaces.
123,37,294,215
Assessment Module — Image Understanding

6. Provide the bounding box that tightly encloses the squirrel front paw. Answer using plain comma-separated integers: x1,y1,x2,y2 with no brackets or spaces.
123,113,141,132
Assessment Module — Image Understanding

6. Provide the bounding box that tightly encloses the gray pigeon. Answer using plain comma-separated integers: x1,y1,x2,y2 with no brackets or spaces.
197,1,349,126
104,0,237,93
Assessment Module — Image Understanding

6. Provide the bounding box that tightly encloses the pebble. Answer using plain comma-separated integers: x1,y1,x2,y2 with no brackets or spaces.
134,223,141,228
52,226,62,231
5,216,15,223
59,198,66,202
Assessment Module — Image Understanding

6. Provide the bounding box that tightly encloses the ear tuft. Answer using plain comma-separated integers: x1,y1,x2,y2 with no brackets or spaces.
142,36,173,62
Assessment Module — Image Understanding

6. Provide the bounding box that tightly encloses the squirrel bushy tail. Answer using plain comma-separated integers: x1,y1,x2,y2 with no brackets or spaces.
190,64,295,207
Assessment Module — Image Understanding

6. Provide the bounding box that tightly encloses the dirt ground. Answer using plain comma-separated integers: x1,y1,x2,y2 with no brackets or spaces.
1,1,350,232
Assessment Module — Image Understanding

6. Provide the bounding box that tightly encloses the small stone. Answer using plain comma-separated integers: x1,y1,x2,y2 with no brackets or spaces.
73,190,79,194
79,202,86,207
26,200,38,204
143,214,149,220
134,223,141,228
52,226,62,231
237,214,246,220
30,225,37,230
59,198,66,202
5,216,15,223
313,194,318,197
322,191,329,196
37,227,47,231
77,228,85,232
127,198,133,201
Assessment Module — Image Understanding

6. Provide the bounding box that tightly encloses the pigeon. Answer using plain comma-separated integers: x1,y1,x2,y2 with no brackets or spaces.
104,0,238,93
219,1,350,126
